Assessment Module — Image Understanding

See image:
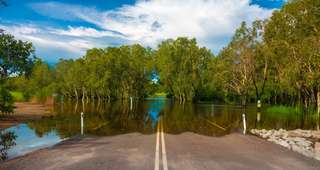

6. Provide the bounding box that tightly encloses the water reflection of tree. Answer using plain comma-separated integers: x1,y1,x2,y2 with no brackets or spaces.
27,101,154,138
162,103,240,136
26,101,319,139
0,131,16,161
163,103,319,135
247,108,318,130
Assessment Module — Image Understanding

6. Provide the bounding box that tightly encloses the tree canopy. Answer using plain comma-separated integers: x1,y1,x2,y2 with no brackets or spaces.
156,37,213,102
6,0,320,111
0,33,35,113
0,33,35,78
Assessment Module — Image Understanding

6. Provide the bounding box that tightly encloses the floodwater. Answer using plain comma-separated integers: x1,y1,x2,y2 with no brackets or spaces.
1,98,319,160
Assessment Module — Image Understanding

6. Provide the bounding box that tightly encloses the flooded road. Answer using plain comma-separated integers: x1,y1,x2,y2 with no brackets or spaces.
25,98,319,137
1,98,320,165
1,128,320,170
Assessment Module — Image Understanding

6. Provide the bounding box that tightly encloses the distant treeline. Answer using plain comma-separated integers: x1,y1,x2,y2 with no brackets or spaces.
7,0,320,108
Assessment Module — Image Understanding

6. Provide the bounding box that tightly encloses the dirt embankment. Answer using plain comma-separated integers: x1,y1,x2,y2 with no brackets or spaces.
0,102,53,130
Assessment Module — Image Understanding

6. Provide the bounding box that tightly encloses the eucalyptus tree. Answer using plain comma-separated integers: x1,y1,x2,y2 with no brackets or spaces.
54,44,153,101
54,59,75,98
216,22,255,106
67,59,88,101
264,0,320,107
84,48,109,102
15,0,320,109
247,20,271,106
112,44,153,99
55,59,85,101
27,60,54,101
156,37,212,102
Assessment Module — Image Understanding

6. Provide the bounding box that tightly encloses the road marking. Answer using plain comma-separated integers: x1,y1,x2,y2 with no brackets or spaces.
161,118,168,170
155,120,160,170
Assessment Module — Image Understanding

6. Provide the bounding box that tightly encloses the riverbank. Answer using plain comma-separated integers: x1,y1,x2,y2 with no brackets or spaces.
251,129,320,161
0,102,53,130
1,132,320,169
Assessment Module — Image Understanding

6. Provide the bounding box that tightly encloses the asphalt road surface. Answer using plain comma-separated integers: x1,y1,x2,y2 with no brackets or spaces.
1,120,320,170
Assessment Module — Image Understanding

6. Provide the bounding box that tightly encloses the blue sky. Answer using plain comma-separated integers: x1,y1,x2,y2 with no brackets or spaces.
0,0,286,63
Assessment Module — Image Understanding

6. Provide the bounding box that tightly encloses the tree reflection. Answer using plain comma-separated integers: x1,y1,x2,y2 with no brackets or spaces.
27,101,156,138
0,131,16,161
162,103,242,136
26,101,319,139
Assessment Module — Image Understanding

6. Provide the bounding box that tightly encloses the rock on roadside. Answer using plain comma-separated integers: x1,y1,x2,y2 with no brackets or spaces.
251,129,320,161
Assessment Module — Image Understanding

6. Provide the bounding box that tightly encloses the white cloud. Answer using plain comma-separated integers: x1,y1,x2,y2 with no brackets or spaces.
10,26,40,34
0,24,121,61
1,0,275,62
50,26,124,38
31,0,274,53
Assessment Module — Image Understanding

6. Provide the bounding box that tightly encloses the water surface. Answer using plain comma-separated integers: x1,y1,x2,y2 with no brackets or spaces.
1,98,319,160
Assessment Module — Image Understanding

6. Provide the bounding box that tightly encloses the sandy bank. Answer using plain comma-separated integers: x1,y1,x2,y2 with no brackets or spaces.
0,102,53,130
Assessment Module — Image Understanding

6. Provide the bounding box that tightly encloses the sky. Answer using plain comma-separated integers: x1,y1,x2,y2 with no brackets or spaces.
0,0,286,63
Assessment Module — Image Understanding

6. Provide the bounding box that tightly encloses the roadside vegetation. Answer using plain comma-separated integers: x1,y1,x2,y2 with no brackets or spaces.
0,0,319,114
266,106,301,115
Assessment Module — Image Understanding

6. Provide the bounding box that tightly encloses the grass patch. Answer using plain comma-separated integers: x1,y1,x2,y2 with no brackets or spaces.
264,105,303,121
263,105,318,129
266,105,301,115
149,92,168,98
10,91,25,102
155,92,167,97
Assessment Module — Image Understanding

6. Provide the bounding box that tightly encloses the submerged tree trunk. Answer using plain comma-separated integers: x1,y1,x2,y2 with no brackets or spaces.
74,88,78,101
97,94,101,104
241,94,247,107
82,87,85,104
86,91,89,104
317,91,320,131
317,91,320,116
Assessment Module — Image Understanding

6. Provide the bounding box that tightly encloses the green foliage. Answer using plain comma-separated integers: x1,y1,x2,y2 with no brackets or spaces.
0,79,14,113
29,60,54,101
266,105,301,115
0,33,35,112
0,33,35,78
10,91,25,102
7,0,320,107
260,104,317,134
154,92,167,97
262,0,320,106
156,37,213,102
54,45,154,101
208,0,320,106
9,59,55,102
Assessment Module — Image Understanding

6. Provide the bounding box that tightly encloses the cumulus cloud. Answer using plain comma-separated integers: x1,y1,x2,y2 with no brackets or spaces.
0,23,128,62
50,26,124,38
31,0,274,53
2,0,276,62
